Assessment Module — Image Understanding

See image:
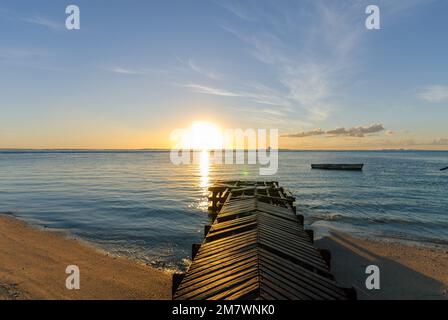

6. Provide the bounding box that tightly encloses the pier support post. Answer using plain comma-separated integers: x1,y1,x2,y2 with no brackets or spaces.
343,287,357,300
192,243,201,259
318,249,331,268
204,225,211,237
208,212,217,222
305,229,314,243
296,214,304,226
172,273,185,297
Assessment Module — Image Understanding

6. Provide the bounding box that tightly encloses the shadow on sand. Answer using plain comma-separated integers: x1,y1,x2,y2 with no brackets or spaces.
316,233,447,300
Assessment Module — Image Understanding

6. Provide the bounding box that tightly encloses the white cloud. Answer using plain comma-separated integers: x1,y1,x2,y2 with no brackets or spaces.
180,82,297,119
108,67,147,75
22,16,64,31
187,59,222,80
418,85,448,102
105,66,169,76
172,56,224,80
216,1,257,22
181,84,242,97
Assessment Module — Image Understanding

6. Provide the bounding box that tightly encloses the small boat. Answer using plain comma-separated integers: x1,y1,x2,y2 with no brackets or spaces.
441,166,448,171
311,164,364,171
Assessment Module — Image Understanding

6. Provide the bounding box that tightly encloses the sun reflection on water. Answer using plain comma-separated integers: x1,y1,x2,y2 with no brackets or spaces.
199,150,209,188
198,150,211,210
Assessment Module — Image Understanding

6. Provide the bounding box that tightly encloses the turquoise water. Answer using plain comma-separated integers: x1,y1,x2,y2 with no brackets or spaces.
0,150,447,270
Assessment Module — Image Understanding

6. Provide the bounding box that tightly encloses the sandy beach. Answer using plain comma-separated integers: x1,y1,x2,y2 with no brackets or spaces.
316,232,448,300
0,215,171,300
1,214,447,300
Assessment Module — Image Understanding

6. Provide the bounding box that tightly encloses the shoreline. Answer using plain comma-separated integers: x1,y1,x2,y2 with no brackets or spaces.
0,215,171,300
1,213,447,300
316,232,448,300
312,224,448,251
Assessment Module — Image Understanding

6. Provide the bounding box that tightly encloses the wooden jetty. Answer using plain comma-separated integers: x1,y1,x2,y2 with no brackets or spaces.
172,180,356,300
311,164,364,171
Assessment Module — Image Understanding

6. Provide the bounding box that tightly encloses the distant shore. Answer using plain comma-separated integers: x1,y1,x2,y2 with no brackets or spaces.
316,232,448,300
0,215,171,300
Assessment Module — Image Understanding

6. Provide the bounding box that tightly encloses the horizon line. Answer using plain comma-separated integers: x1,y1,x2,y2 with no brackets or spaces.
1,148,447,152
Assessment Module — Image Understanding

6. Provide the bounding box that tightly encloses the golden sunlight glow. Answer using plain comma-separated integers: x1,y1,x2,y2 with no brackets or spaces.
199,150,210,188
180,121,223,150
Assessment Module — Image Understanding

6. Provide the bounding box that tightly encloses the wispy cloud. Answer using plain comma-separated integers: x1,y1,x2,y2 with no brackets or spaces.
283,123,385,138
181,83,241,97
216,1,257,22
282,129,325,138
180,1,433,127
379,0,435,16
186,59,223,80
0,48,48,60
22,16,64,31
385,130,396,136
0,47,55,70
182,1,368,124
430,137,448,146
418,85,448,102
381,137,448,147
104,66,169,76
180,82,295,115
327,124,385,137
108,67,147,75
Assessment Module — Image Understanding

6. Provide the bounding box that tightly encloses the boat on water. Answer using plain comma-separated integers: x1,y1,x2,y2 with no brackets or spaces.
311,163,364,171
441,166,448,171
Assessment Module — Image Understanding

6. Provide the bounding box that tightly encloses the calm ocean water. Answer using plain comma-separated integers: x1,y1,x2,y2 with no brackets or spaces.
0,150,447,271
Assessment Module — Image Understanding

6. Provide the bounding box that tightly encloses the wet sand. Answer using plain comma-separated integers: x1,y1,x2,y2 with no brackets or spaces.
316,232,448,300
0,215,171,300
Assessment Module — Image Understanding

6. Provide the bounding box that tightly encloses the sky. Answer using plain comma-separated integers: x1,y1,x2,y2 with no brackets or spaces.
0,0,447,149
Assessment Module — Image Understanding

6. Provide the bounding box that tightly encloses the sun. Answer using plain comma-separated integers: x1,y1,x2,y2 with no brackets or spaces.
179,121,223,150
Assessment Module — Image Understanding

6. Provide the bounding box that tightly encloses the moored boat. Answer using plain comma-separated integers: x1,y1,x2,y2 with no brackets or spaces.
311,164,364,171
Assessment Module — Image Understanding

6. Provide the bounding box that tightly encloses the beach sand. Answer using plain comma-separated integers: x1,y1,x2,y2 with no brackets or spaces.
0,215,171,300
1,214,447,300
316,232,448,300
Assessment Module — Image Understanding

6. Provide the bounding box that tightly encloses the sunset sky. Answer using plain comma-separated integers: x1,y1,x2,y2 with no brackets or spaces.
1,0,447,149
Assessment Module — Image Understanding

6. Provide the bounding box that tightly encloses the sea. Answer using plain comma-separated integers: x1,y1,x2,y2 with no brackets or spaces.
0,150,447,271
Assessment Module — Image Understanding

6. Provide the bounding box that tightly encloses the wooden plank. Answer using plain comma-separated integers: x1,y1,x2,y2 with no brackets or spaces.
175,267,258,300
186,248,258,275
191,271,259,300
178,255,259,292
210,276,259,300
194,240,256,263
258,233,330,275
182,251,258,282
259,250,346,298
206,221,258,241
